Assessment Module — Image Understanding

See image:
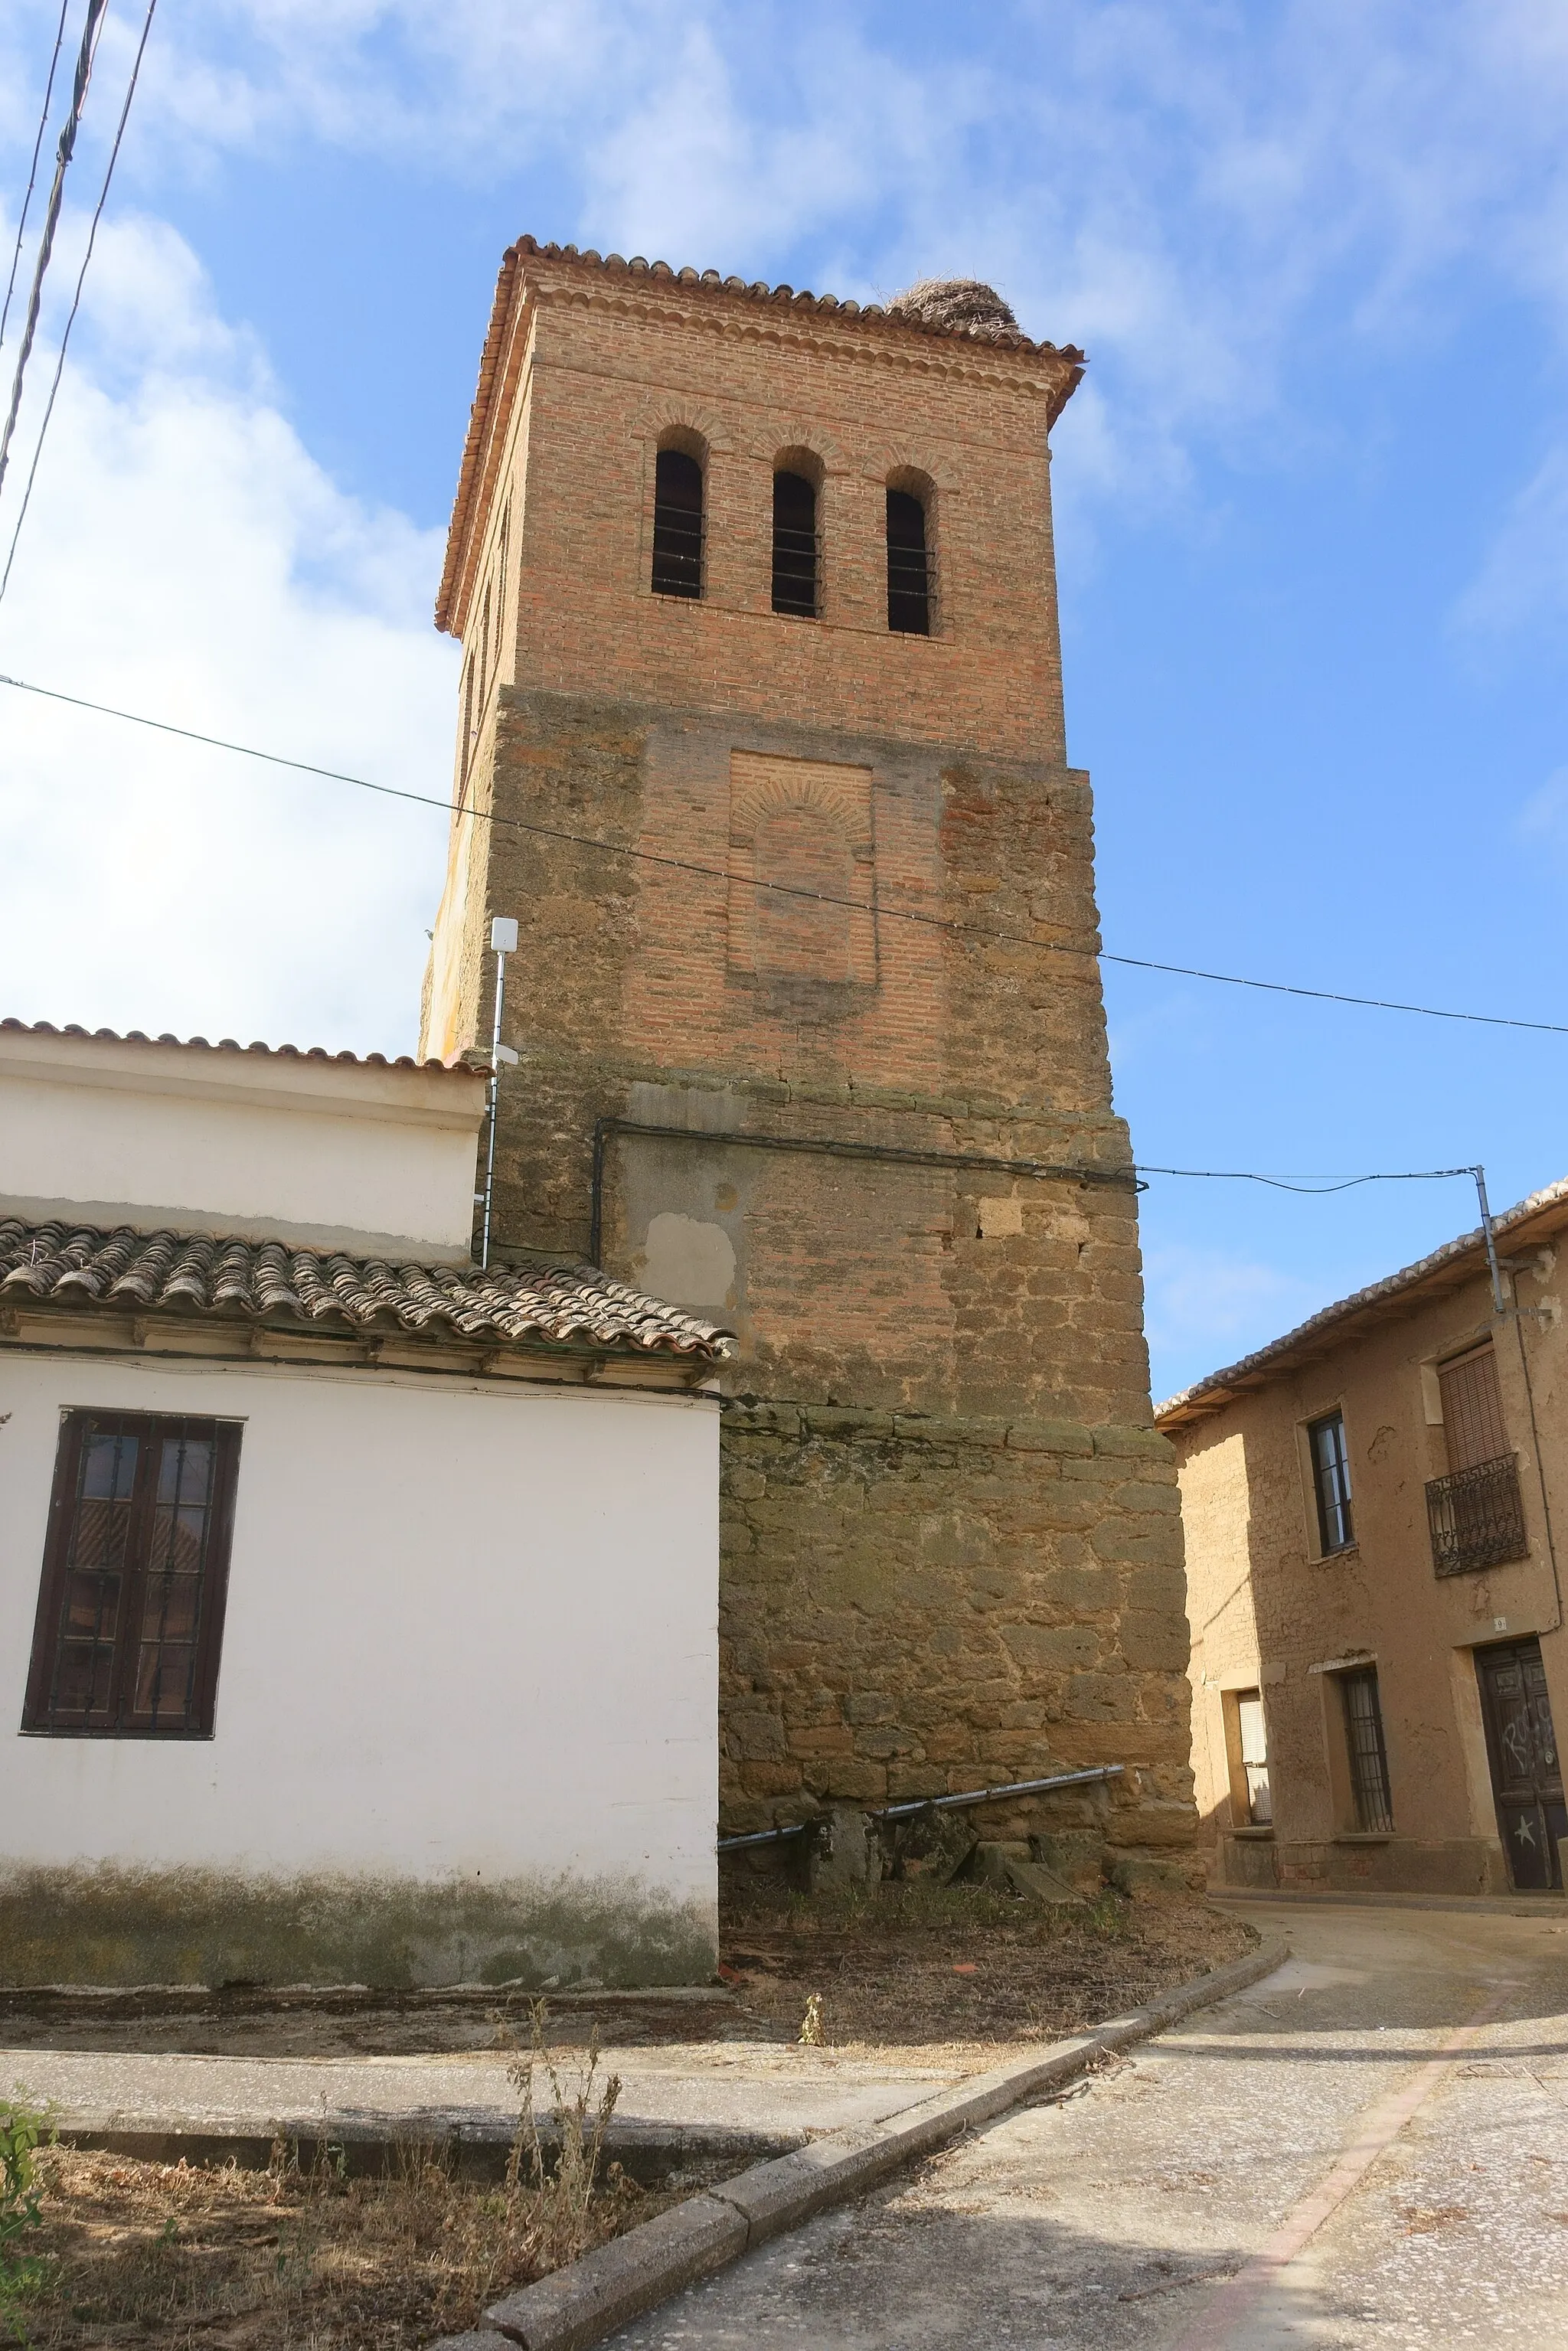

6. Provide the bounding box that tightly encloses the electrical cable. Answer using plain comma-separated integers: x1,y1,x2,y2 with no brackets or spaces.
2,664,1566,1039
1134,1164,1477,1192
0,0,109,504
0,0,156,607
0,0,72,353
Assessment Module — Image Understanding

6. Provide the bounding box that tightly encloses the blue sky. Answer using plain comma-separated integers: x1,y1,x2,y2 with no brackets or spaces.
1,1,1566,1399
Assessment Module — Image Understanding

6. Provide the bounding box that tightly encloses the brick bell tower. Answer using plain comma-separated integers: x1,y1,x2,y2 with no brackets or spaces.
422,241,1196,1873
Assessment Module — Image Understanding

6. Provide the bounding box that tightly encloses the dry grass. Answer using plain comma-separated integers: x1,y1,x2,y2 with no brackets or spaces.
6,2013,648,2349
719,1879,1256,2054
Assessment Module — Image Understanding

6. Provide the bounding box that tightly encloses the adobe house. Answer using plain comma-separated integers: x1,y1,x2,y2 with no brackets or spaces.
420,243,1196,1872
1159,1181,1568,1899
0,1018,728,1987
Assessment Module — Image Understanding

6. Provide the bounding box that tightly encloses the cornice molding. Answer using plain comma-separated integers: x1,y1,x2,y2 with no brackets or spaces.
437,238,1085,638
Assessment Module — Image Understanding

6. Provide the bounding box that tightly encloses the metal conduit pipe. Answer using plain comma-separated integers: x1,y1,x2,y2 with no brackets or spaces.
716,1763,1125,1853
588,1118,1141,1268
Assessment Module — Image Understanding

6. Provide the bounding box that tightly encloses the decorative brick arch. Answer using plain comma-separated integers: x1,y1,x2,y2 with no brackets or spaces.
626,398,737,457
753,420,850,475
864,444,959,495
727,752,876,986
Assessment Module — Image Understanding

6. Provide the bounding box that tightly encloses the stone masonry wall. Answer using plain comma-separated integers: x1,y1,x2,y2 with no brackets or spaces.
720,1404,1194,1843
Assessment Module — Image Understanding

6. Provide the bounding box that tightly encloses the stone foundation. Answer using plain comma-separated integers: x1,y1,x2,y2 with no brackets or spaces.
719,1403,1194,1856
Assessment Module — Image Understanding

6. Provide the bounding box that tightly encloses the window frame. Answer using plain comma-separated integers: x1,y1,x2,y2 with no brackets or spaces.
21,1409,243,1740
1338,1664,1394,1833
650,443,705,601
1306,1407,1355,1556
771,465,820,619
885,484,932,635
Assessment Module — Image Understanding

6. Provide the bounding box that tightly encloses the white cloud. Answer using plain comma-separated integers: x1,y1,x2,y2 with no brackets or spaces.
92,0,1568,531
1514,763,1568,866
1144,1242,1315,1402
1454,447,1568,643
0,213,454,1055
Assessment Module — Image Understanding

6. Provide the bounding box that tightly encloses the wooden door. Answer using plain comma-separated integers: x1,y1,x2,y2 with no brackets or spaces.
1476,1638,1565,1892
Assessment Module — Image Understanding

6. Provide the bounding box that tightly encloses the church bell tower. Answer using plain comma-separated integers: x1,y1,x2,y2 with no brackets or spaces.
422,241,1197,1870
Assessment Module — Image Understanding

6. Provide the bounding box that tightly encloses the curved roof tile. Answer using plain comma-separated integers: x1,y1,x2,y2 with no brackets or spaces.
0,1219,732,1362
0,1017,477,1079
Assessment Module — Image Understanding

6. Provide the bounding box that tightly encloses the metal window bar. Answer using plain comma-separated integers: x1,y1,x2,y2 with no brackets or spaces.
887,488,931,634
1341,1667,1393,1833
1310,1412,1354,1553
652,449,704,599
773,472,818,617
1426,1453,1529,1576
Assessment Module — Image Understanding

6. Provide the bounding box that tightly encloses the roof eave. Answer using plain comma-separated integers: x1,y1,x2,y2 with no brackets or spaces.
1155,1175,1568,1434
434,238,1087,641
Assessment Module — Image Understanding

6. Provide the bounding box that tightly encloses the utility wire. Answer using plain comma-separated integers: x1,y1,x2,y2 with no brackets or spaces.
0,0,109,506
1135,1164,1477,1192
0,0,72,352
0,0,155,607
2,665,1566,1039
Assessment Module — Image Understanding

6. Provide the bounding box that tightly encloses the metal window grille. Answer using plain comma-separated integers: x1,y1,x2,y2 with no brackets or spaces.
1309,1410,1354,1553
1340,1667,1393,1832
1426,1453,1529,1576
651,448,704,599
23,1411,241,1738
886,488,931,634
772,469,818,618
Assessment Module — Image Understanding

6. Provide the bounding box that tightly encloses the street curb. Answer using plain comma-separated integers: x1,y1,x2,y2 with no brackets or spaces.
449,1934,1289,2351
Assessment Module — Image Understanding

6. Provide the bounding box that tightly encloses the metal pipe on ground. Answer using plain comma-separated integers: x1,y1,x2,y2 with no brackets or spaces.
716,1763,1124,1853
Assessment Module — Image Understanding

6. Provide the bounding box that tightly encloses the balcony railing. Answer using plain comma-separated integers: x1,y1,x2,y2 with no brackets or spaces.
1425,1452,1529,1577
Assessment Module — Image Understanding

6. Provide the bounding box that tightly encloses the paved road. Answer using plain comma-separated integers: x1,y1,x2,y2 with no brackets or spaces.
606,1900,1568,2349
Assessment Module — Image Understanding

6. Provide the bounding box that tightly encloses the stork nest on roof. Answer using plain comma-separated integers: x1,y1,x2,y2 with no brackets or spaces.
888,278,1020,340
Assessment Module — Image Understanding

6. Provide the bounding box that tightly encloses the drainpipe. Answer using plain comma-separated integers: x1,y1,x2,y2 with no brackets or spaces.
1473,1166,1508,1317
480,916,518,1271
1478,1164,1565,1636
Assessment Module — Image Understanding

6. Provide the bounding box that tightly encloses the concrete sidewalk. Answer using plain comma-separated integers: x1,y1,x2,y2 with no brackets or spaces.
595,1901,1568,2348
0,2037,975,2177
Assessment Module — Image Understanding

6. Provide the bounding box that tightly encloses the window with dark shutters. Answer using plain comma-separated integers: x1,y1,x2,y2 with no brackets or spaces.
22,1411,242,1738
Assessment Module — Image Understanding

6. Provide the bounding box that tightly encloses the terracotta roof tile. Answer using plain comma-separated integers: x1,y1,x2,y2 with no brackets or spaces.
0,1018,475,1078
0,1219,732,1362
511,237,1080,356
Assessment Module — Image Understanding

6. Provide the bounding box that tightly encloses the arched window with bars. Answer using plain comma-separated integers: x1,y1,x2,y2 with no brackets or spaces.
887,484,931,635
651,446,704,598
772,467,818,618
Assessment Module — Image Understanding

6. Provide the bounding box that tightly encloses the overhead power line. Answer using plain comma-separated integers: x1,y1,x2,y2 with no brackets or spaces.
2,666,1566,1040
0,1,72,353
0,0,109,506
0,0,158,606
1137,1164,1476,1191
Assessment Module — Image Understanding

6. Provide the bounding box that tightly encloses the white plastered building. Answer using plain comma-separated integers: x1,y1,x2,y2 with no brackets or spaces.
0,1020,727,1990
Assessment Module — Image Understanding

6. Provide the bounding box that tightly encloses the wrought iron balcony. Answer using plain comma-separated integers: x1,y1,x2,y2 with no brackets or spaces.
1425,1452,1528,1577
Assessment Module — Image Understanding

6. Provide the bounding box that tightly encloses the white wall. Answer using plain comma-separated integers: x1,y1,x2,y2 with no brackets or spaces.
0,1029,487,1260
0,1353,718,1912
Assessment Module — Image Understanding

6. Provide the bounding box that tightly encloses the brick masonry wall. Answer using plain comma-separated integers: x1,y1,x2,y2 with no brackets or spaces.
420,257,1197,1855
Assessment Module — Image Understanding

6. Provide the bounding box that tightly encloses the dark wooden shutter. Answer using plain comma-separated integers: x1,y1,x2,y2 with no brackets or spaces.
1439,1346,1508,1471
23,1411,241,1738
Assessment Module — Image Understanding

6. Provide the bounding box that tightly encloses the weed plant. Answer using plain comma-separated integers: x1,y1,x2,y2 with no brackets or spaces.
0,2097,54,2339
